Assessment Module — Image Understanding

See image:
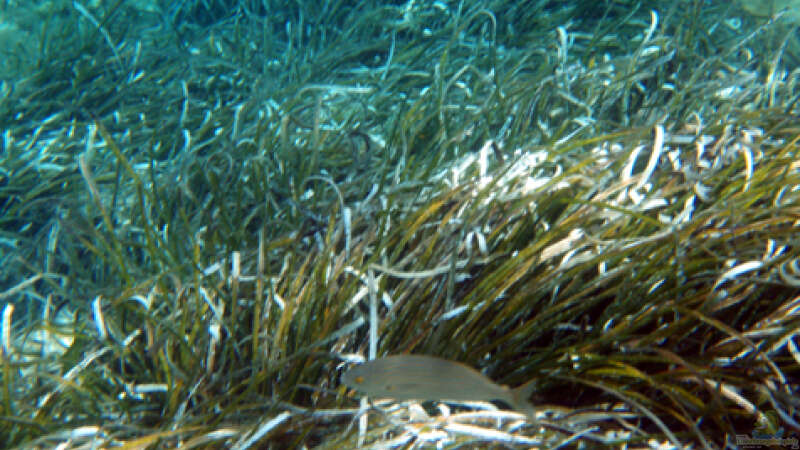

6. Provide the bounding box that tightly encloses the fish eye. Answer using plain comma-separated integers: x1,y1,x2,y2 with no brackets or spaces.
354,376,364,384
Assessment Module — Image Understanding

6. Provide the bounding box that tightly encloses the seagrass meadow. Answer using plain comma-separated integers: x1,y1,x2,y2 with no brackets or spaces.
1,0,799,448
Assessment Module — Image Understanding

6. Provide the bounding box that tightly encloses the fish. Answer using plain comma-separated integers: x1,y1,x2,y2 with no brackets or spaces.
341,354,537,419
736,0,800,22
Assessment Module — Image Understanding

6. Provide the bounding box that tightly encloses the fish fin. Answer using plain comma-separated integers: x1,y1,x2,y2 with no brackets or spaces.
510,378,538,422
513,378,538,399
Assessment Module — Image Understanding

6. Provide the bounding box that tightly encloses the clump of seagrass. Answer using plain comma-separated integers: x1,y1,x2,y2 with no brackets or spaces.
1,0,799,448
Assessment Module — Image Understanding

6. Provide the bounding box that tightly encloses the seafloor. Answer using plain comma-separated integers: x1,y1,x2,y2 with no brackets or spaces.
1,0,799,448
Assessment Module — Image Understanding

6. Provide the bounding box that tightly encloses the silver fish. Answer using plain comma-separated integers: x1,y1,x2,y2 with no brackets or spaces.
342,354,536,417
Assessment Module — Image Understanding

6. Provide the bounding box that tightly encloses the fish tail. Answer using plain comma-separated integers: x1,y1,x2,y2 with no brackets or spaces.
510,379,538,422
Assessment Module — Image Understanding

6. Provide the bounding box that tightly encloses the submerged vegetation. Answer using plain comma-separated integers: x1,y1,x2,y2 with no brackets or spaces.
1,0,799,447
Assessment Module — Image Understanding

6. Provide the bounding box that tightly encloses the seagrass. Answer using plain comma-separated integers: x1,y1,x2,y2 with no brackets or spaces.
0,0,798,448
